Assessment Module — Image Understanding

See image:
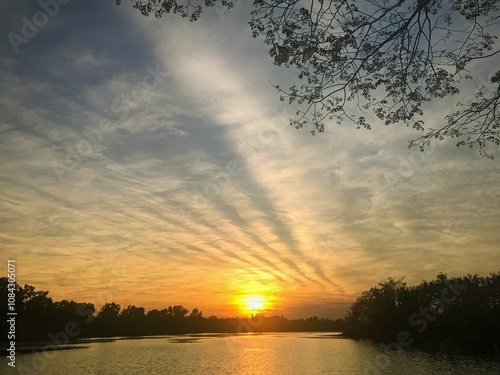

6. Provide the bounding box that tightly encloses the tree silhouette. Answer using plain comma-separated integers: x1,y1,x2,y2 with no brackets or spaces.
189,307,203,319
169,305,189,318
119,0,500,157
119,305,147,335
0,279,344,341
0,279,96,340
344,277,407,339
94,302,121,335
343,273,500,349
2,274,497,349
18,284,55,339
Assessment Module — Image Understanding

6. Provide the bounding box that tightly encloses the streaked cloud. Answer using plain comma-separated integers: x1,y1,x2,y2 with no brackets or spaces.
0,1,499,318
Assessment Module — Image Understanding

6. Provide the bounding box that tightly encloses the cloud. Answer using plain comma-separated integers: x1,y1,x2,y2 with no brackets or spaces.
42,47,118,77
0,2,499,318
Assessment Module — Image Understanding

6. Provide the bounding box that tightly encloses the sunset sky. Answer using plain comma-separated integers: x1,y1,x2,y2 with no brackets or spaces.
1,1,499,319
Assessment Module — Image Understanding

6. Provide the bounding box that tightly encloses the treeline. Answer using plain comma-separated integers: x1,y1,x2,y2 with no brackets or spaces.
343,273,500,348
3,273,498,346
0,278,344,342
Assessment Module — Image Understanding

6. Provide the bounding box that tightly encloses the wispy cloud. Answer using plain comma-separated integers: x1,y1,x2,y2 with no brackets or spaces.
0,1,499,318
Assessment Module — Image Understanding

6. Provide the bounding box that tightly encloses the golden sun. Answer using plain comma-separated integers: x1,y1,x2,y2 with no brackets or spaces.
240,294,267,315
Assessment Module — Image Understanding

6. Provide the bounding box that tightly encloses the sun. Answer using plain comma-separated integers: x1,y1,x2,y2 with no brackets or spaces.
240,294,267,315
245,295,265,310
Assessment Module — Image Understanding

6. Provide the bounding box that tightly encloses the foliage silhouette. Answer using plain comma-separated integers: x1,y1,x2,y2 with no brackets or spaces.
0,280,95,341
343,272,500,350
0,278,343,342
2,272,498,351
119,0,500,157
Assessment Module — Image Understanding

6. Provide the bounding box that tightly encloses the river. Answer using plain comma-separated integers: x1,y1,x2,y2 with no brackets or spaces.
2,333,499,374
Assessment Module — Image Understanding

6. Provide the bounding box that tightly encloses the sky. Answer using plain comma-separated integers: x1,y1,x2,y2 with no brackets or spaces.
1,1,499,319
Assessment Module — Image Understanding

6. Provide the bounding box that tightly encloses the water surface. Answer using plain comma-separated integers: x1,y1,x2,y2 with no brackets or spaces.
2,333,499,374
